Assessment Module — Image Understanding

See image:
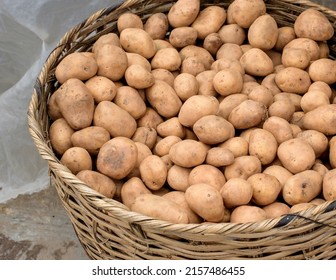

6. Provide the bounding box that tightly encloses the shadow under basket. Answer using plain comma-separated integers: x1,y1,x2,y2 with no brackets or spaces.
28,0,336,260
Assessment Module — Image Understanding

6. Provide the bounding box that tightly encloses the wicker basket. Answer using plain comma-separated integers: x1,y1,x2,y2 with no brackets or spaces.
28,0,336,260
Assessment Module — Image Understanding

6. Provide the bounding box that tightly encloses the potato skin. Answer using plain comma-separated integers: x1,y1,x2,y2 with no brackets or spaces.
220,178,253,208
144,13,169,40
167,0,200,28
49,118,74,155
139,155,167,190
302,105,336,135
60,147,92,174
230,205,267,223
121,177,151,208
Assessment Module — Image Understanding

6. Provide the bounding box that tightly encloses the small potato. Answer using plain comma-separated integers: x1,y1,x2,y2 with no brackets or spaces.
219,137,249,157
124,64,155,89
191,6,226,40
224,155,262,180
131,126,157,150
49,118,74,156
167,165,191,192
216,43,244,61
263,116,294,144
131,193,189,224
55,52,98,84
152,48,182,72
185,183,225,222
117,12,143,32
154,136,182,157
323,169,336,201
146,80,182,118
156,117,185,139
284,38,320,61
96,137,138,180
281,48,311,69
193,115,235,145
218,94,248,120
308,58,336,85
173,73,199,101
195,70,217,97
248,85,274,108
169,27,198,48
263,165,293,190
188,164,226,191
92,33,121,53
230,205,267,223
144,13,169,40
71,126,110,155
247,173,282,206
95,44,128,81
248,128,278,165
296,130,329,158
220,178,253,208
275,67,311,94
139,155,167,191
294,8,334,41
120,28,156,59
178,95,219,127
283,170,322,205
240,48,274,77
179,45,214,70
268,99,295,121
213,69,243,96
126,52,152,72
169,140,208,168
206,147,234,167
121,177,151,209
277,138,316,174
77,170,116,198
151,69,175,88
167,0,200,28
93,101,136,138
247,14,278,50
85,76,117,103
274,26,296,52
60,147,92,174
228,100,267,130
56,78,95,130
181,56,206,76
203,33,223,56
218,24,246,45
263,202,290,219
137,107,163,129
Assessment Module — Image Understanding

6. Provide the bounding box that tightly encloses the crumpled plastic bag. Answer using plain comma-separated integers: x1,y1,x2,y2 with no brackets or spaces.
0,0,119,203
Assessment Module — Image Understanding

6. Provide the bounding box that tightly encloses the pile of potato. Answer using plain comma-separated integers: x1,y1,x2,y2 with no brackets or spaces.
48,0,336,224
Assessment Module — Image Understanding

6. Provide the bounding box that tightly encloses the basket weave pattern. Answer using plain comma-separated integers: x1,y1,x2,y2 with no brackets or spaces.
28,0,336,260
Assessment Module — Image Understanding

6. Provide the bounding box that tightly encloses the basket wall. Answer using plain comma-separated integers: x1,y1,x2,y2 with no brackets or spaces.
28,0,336,260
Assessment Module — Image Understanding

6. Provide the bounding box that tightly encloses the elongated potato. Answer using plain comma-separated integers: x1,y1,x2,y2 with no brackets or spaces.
167,0,200,28
49,118,74,155
139,155,167,190
167,165,191,192
323,169,336,201
144,13,169,40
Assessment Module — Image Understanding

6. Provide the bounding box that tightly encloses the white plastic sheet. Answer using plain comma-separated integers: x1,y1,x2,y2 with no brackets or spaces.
0,0,119,203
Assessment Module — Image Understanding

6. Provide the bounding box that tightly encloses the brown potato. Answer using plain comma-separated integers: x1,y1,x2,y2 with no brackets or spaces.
323,169,336,201
144,13,169,40
121,177,151,208
296,130,329,158
167,165,191,192
283,38,320,61
195,70,217,97
156,117,185,139
151,48,182,72
179,45,214,70
248,85,274,108
92,33,121,53
274,26,296,52
224,155,262,180
169,27,198,48
60,147,92,174
330,137,336,169
217,94,248,120
218,24,246,45
127,142,153,178
126,52,152,72
137,107,164,129
181,56,206,76
268,99,295,121
240,48,274,77
167,0,200,28
263,202,290,219
203,33,223,56
219,137,249,157
263,116,293,144
230,205,267,223
213,69,243,96
308,81,332,99
117,12,143,33
281,48,311,69
124,64,155,89
216,43,244,61
131,126,157,150
205,147,234,167
85,76,117,103
47,89,62,121
275,67,311,94
308,58,336,85
154,136,182,157
220,178,253,208
49,118,74,155
188,164,226,191
151,69,175,88
263,165,293,190
139,155,167,191
261,73,281,95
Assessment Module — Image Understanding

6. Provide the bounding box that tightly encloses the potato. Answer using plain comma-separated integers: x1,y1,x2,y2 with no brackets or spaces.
308,58,336,85
302,104,336,135
218,24,246,45
178,95,219,127
179,45,214,70
85,76,117,103
268,99,295,121
203,33,223,56
330,137,336,169
167,0,200,28
247,85,274,108
55,52,98,84
283,170,322,206
70,126,110,155
263,165,293,190
131,126,157,150
275,67,311,94
219,137,249,157
230,205,267,223
169,139,208,168
191,6,226,40
56,78,94,130
294,8,334,41
124,64,155,89
92,33,120,53
300,89,330,113
137,107,163,129
247,173,281,206
216,43,244,61
146,80,182,118
49,118,74,155
117,12,143,32
151,69,175,88
151,48,182,72
217,94,247,120
154,136,182,157
154,39,174,51
240,48,274,76
263,202,290,219
77,170,116,198
283,38,320,61
224,155,262,180
213,69,243,96
60,147,92,174
247,14,278,50
274,26,296,52
131,193,189,223
169,27,198,48
181,56,206,76
281,48,311,69
144,13,169,40
119,28,156,59
163,191,203,223
139,155,167,191
228,100,267,130
126,52,152,72
296,130,328,158
263,116,295,145
193,115,235,145
220,178,253,208
227,0,266,28
93,101,136,138
206,147,234,167
167,165,191,192
188,164,226,191
156,117,185,139
173,73,199,101
195,70,217,97
185,183,225,222
121,177,151,209
95,44,128,81
323,169,336,201
96,137,137,180
248,128,278,165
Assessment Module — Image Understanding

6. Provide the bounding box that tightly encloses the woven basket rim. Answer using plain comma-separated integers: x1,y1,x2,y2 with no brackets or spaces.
27,0,336,236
